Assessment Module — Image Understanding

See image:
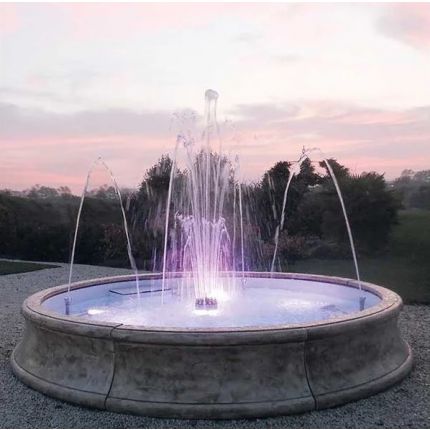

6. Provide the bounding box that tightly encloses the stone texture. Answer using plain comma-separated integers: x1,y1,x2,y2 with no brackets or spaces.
11,272,412,419
106,338,314,418
305,309,412,409
13,321,115,397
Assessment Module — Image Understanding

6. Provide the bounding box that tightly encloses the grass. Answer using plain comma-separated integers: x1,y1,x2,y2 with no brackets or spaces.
288,209,430,304
0,260,59,275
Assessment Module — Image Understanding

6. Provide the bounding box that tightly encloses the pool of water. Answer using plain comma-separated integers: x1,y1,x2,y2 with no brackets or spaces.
42,276,380,329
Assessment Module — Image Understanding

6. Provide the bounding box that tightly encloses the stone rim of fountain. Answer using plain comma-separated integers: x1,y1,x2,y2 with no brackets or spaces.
22,272,403,333
12,272,413,419
22,271,399,334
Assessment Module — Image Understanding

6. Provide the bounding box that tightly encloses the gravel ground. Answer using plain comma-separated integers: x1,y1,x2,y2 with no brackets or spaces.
0,263,429,428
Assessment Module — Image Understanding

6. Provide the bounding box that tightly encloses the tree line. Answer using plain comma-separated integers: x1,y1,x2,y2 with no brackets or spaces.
1,155,425,271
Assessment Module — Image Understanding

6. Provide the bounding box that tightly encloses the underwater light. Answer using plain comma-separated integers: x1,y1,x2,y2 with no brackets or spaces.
87,308,105,315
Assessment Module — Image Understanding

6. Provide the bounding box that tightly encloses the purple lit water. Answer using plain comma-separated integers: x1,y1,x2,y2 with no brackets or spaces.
43,276,380,329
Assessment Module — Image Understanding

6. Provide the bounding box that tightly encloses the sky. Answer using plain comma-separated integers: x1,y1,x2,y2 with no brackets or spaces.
1,2,430,192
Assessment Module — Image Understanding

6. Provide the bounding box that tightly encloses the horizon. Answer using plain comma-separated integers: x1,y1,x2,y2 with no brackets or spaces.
1,154,422,197
1,3,430,193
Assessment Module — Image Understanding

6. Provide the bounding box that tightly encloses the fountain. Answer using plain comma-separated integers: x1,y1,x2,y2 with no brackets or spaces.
11,91,412,419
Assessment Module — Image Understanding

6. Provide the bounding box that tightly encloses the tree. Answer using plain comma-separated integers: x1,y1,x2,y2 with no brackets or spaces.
88,185,117,200
255,159,322,241
319,158,350,180
27,185,59,199
392,168,430,209
409,185,430,210
57,186,72,197
256,161,291,240
143,154,176,196
310,171,401,253
401,169,415,178
413,170,430,183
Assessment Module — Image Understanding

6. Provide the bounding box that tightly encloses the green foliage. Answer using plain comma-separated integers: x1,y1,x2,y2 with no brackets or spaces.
254,158,321,242
409,185,430,210
142,154,177,196
0,155,419,273
392,169,430,209
0,261,59,275
316,172,401,253
389,209,430,264
129,154,179,269
0,192,127,266
251,160,401,267
319,158,350,179
290,208,430,303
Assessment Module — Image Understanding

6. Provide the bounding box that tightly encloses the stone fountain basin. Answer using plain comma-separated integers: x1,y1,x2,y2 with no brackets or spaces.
11,272,412,419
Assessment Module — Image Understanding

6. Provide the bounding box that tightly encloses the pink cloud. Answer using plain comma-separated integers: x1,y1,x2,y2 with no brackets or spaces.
35,2,327,47
51,3,272,40
0,134,173,193
378,3,430,50
2,100,430,192
0,4,21,34
229,101,430,181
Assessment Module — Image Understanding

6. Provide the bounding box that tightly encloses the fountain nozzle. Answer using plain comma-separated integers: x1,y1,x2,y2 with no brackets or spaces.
205,89,219,102
64,297,71,315
195,297,218,310
359,296,366,311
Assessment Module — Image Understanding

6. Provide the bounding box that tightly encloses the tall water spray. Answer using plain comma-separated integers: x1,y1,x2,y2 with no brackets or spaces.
161,90,244,308
65,157,139,314
270,152,308,273
270,147,365,309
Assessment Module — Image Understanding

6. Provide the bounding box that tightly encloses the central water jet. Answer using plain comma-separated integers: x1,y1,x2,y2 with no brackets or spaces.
161,89,243,309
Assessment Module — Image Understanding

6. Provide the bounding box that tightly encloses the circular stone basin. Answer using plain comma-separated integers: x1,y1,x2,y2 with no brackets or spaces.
12,272,412,419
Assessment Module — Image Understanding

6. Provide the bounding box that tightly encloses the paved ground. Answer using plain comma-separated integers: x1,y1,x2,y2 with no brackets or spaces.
0,263,429,428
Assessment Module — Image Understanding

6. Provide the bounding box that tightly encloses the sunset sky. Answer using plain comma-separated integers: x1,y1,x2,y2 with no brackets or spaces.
1,2,430,192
